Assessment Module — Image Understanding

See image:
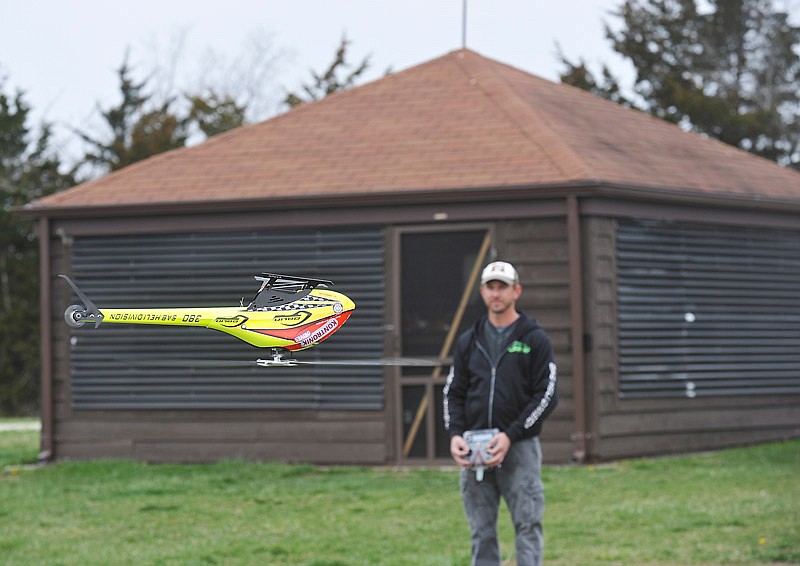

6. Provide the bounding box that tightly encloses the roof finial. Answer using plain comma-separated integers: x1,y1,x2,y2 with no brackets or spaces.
462,0,468,49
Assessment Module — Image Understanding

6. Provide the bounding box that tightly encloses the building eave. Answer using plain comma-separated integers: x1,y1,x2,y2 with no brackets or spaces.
17,179,800,222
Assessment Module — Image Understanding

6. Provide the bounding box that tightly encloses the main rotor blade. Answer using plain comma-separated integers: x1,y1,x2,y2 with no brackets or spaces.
118,357,442,368
278,357,443,367
118,358,258,368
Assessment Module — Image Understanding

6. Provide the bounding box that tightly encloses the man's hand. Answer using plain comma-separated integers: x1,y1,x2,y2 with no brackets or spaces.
486,432,511,467
450,435,471,468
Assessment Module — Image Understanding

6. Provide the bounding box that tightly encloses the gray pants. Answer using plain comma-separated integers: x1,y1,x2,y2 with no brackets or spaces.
460,437,545,566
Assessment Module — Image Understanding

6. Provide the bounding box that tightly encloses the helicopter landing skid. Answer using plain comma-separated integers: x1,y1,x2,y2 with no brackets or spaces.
255,350,301,367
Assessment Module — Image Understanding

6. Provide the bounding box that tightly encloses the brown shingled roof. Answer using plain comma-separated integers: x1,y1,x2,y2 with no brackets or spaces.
30,48,800,212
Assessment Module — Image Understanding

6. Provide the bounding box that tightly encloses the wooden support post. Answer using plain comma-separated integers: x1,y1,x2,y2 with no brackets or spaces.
567,196,588,463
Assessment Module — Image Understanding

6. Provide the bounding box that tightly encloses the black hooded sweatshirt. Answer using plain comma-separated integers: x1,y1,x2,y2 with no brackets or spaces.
444,311,558,443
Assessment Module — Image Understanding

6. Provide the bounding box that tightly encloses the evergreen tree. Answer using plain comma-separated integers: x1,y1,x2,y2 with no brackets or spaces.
77,56,252,176
77,59,190,174
187,90,246,138
284,36,371,108
560,0,800,168
0,78,74,415
556,50,634,107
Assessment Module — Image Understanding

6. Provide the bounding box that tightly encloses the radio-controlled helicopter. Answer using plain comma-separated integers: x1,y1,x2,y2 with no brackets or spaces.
60,272,431,368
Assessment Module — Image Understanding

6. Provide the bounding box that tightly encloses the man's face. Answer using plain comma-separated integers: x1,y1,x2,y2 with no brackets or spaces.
480,280,522,315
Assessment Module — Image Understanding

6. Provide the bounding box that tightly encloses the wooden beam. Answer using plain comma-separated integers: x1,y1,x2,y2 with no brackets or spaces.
567,196,588,462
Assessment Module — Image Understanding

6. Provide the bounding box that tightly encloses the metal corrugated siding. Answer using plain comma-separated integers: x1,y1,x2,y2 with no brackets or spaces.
68,228,385,410
617,220,800,398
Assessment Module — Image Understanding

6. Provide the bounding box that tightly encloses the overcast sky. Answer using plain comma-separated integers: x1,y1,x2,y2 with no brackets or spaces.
2,0,799,165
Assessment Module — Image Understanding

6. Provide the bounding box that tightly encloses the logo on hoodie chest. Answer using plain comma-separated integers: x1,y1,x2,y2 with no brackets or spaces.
507,340,531,355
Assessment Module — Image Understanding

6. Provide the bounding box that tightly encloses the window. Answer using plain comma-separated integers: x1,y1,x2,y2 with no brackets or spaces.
617,220,800,398
69,227,386,410
400,230,488,357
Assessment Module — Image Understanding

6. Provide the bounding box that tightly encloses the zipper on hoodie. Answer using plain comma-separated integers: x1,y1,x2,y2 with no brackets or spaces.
475,317,527,429
476,341,507,429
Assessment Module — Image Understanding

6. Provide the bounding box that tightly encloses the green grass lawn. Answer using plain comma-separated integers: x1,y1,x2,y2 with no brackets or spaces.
1,423,798,565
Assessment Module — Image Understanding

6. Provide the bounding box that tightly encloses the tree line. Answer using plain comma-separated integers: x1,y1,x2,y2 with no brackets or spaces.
559,0,800,168
2,0,799,415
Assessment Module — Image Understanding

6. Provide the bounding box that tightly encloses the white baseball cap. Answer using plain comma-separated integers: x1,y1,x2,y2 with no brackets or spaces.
480,261,519,286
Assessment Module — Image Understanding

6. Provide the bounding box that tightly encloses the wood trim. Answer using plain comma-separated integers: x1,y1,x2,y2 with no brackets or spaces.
48,199,565,238
38,218,54,462
567,197,587,462
581,197,800,230
384,228,401,463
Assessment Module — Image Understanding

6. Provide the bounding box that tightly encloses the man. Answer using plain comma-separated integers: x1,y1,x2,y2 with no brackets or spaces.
444,260,558,566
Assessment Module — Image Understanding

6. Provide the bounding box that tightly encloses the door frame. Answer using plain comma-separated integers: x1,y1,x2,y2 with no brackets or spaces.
385,222,496,464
